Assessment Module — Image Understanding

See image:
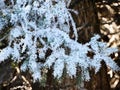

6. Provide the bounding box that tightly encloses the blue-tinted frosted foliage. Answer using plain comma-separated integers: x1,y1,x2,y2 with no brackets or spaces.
0,0,119,81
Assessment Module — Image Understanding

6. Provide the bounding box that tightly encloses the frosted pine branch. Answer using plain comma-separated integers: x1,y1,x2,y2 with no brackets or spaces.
0,0,119,82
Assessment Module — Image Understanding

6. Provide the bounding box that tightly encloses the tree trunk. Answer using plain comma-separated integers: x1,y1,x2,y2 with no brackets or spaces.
70,0,100,43
85,61,110,90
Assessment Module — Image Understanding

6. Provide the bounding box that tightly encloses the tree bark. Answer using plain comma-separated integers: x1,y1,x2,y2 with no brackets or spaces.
70,0,100,43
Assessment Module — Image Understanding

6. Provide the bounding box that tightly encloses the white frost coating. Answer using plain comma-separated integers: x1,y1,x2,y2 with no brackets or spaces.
21,61,28,72
29,59,41,81
12,43,20,61
66,59,77,77
53,58,64,78
0,0,5,9
38,48,46,59
0,0,119,82
10,26,23,38
0,46,12,62
81,69,90,81
66,0,71,7
24,5,31,14
0,18,7,30
89,35,119,73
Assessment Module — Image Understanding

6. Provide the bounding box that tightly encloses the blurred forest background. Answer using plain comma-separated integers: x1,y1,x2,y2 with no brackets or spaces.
0,0,120,90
